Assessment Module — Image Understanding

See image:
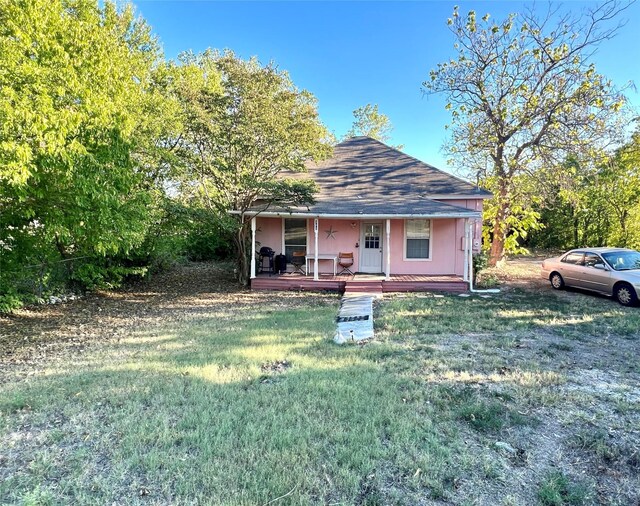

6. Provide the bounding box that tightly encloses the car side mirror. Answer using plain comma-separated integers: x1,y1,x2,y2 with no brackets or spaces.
594,264,608,271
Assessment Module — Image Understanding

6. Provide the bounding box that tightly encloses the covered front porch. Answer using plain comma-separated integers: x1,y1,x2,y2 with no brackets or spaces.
248,210,479,293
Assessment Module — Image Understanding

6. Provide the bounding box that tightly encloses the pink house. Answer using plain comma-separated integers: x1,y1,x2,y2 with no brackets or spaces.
245,137,491,292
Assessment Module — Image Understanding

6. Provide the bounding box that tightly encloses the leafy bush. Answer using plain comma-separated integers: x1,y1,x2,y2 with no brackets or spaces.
473,252,489,278
475,273,499,289
183,211,234,261
138,199,234,266
0,292,24,313
0,195,234,313
71,263,149,291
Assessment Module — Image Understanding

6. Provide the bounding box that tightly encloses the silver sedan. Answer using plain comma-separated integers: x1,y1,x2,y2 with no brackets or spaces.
541,247,640,306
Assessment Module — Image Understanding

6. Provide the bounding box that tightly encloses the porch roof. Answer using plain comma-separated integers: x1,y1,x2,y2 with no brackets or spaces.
236,195,481,219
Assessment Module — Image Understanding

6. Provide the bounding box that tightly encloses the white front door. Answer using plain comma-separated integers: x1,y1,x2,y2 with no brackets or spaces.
360,222,383,273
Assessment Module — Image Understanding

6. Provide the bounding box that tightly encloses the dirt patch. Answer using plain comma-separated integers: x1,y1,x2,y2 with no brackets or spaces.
435,327,640,504
379,256,639,504
261,359,291,373
461,264,639,504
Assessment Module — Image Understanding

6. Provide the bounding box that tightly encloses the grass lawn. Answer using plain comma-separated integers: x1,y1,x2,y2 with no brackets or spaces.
1,261,639,505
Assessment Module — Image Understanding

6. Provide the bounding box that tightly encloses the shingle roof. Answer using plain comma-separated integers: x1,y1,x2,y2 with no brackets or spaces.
246,136,491,217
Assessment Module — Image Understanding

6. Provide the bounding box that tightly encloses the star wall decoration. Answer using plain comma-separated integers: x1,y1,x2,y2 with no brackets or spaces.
325,225,338,240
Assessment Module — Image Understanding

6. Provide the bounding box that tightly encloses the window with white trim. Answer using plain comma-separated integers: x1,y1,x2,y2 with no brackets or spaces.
284,218,307,262
405,219,431,259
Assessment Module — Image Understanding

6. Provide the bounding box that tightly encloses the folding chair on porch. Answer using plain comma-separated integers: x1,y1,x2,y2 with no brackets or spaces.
291,251,306,275
338,252,354,275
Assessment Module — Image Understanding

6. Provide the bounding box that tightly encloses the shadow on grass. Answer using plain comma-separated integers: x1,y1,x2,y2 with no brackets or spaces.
0,290,554,505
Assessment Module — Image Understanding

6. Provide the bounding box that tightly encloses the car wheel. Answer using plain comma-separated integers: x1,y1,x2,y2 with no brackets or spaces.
614,283,638,307
550,272,564,290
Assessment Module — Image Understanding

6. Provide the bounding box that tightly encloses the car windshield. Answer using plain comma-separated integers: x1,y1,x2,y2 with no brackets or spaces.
601,250,640,271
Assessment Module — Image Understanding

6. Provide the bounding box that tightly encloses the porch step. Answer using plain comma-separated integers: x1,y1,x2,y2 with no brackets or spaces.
344,280,383,295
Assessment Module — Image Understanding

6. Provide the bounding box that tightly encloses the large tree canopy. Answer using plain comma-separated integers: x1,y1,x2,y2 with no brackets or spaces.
172,50,331,284
527,124,640,250
0,0,168,258
0,0,180,307
424,2,629,264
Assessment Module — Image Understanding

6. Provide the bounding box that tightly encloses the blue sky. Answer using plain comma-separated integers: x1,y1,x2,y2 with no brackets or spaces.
134,1,640,172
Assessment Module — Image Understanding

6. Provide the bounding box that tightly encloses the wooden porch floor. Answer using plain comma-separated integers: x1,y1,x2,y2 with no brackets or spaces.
251,273,468,293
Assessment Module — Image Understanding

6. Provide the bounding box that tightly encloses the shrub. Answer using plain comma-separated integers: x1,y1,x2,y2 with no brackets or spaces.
71,262,149,291
0,292,24,313
475,273,499,289
473,252,489,278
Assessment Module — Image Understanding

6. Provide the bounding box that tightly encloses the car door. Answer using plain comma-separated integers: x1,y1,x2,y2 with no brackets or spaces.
558,252,585,288
581,253,612,293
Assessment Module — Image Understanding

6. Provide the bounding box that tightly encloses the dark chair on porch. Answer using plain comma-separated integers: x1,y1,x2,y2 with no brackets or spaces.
258,247,275,275
291,251,307,275
338,252,354,275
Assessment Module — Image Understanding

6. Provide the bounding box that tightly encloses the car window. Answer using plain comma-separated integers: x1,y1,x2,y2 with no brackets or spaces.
584,253,605,268
562,252,584,265
602,250,640,271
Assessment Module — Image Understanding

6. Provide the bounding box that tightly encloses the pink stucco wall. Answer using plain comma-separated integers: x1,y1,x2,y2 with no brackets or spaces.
255,198,484,276
255,216,282,252
307,218,362,272
256,217,362,274
443,199,483,245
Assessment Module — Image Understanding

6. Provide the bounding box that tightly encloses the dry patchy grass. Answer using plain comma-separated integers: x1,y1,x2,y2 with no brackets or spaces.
1,259,639,505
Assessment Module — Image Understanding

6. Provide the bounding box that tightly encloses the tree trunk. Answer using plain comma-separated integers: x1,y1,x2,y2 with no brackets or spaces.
619,210,628,246
488,219,505,266
488,185,509,267
234,218,251,286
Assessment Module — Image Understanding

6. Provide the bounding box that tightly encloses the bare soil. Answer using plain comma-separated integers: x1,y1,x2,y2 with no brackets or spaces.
448,257,640,505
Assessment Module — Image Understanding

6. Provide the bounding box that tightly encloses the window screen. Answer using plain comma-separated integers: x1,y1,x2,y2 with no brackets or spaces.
406,220,430,259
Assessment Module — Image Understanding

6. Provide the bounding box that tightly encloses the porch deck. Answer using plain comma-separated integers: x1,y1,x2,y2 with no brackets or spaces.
251,273,468,293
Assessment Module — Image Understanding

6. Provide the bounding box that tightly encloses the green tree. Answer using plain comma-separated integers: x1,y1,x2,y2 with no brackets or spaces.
527,128,640,251
344,103,402,148
0,0,171,305
424,3,628,264
603,128,640,247
173,50,331,284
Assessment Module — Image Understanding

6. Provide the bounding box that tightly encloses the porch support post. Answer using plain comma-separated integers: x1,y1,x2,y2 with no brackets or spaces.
463,219,469,282
250,216,256,280
385,219,391,280
468,220,474,288
314,218,319,281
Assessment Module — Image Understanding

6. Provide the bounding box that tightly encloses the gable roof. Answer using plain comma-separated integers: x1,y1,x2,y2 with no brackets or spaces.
242,136,491,218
